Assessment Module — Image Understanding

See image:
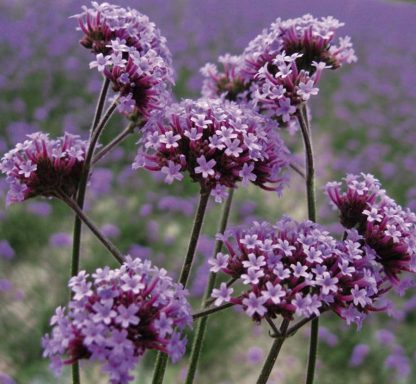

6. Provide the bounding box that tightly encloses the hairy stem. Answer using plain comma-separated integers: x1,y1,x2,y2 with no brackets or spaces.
92,121,137,165
70,78,109,384
192,302,235,320
297,105,319,384
64,195,124,264
152,189,211,384
256,319,290,384
185,189,234,384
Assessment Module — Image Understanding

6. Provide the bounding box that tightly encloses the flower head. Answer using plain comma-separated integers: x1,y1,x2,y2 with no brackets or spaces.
210,217,386,326
42,256,192,383
0,132,87,206
245,15,355,123
326,173,416,283
74,2,174,119
133,99,290,201
200,54,249,102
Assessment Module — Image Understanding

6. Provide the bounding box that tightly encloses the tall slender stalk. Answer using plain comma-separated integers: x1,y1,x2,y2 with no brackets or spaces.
69,78,110,384
256,319,290,384
297,105,319,384
92,122,137,165
185,189,234,384
63,194,124,264
152,188,211,384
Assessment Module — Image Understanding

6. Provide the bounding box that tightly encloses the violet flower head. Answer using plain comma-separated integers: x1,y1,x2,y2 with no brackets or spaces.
200,54,249,102
0,132,87,206
42,256,192,383
133,99,290,202
245,15,356,123
326,173,416,283
209,217,386,327
74,2,174,119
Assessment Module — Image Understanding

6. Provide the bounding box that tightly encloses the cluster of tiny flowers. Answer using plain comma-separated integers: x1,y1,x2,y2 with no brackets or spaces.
249,15,356,122
132,98,290,202
209,217,387,327
200,54,249,102
326,173,416,283
0,132,87,206
200,15,356,125
74,2,174,119
42,256,192,383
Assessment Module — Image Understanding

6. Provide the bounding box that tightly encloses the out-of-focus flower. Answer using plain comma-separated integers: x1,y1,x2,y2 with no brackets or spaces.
349,343,370,366
246,346,264,364
42,256,192,383
0,240,14,260
74,2,174,119
133,99,290,202
49,233,72,248
0,132,87,206
209,217,386,327
200,54,248,102
326,173,416,283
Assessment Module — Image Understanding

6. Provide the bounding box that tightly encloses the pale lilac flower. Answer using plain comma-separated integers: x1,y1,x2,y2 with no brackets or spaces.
194,156,216,178
161,161,183,184
208,252,229,273
242,293,268,317
297,80,319,100
212,283,233,306
89,53,111,72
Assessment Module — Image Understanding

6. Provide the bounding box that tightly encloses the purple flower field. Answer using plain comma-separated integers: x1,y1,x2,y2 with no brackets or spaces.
0,1,415,383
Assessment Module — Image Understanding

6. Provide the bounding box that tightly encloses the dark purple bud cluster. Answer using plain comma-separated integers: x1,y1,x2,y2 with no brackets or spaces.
326,173,416,283
0,132,87,206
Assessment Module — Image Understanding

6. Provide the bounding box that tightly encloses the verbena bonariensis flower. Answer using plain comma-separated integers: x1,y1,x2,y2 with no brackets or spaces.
248,15,355,122
209,217,387,328
200,15,356,124
132,98,290,202
74,2,174,119
200,54,249,102
42,256,192,383
0,132,87,206
326,173,416,283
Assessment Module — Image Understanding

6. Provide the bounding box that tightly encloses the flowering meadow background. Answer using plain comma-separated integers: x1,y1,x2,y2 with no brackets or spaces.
1,0,416,383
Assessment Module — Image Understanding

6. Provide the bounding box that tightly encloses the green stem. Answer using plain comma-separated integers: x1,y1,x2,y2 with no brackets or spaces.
70,78,109,384
152,189,211,384
92,122,136,165
63,194,124,264
297,105,319,384
192,302,235,320
185,189,234,384
256,319,290,384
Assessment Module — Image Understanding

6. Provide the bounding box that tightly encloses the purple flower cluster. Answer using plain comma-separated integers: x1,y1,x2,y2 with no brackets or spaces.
0,132,87,206
133,99,290,202
249,15,356,122
74,2,174,119
326,173,416,283
42,256,192,383
201,14,356,124
209,217,386,327
200,54,248,102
